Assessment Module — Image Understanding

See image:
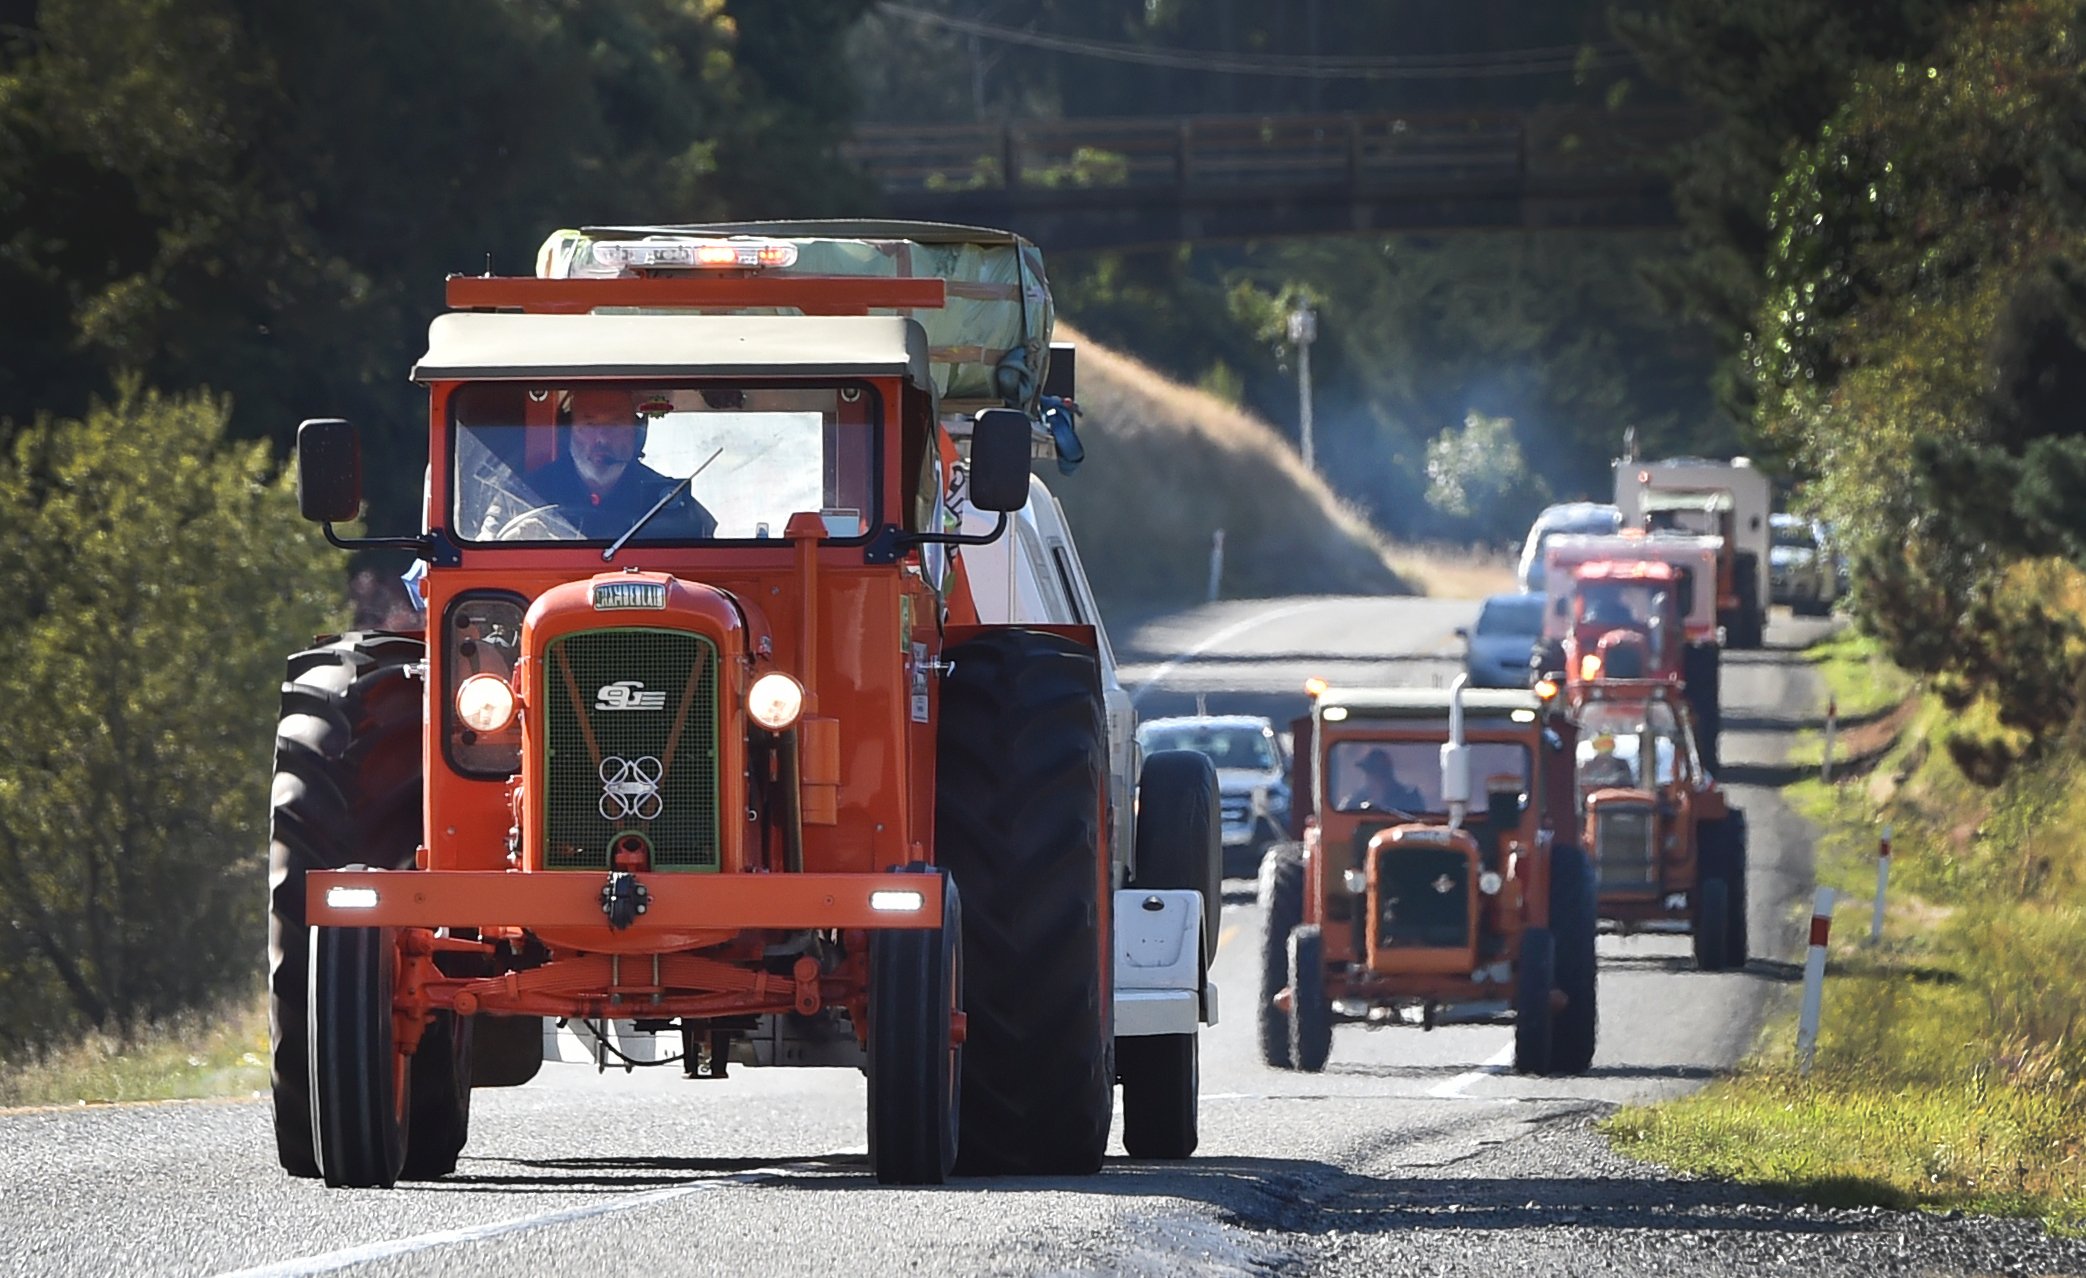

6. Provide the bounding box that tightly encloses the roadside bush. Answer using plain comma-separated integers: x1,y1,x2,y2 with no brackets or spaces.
0,383,336,1053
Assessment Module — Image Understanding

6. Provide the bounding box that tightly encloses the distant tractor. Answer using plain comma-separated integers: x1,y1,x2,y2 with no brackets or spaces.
1259,680,1597,1077
1570,680,1748,971
1534,533,1726,773
1613,458,1772,650
269,222,1217,1190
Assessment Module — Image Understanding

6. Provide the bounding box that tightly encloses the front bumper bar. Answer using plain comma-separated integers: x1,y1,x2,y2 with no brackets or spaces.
307,869,944,931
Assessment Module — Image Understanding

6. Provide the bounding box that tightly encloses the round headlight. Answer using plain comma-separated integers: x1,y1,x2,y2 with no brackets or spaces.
456,673,517,733
748,672,805,731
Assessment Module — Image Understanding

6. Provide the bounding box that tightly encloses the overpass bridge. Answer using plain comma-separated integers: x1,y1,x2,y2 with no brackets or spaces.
844,109,1695,250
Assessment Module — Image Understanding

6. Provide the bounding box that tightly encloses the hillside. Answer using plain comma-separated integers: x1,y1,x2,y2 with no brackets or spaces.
1046,327,1418,621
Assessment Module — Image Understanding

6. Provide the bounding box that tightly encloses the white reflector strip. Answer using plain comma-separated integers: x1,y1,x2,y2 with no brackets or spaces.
325,887,379,910
869,890,925,913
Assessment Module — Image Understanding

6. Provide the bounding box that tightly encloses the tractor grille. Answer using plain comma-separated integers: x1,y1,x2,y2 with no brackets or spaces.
542,628,720,872
1373,847,1471,949
1595,805,1658,891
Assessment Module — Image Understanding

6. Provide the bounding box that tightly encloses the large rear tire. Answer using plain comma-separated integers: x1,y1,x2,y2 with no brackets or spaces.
1288,925,1332,1073
1118,1033,1198,1159
1257,845,1305,1069
309,922,408,1189
1682,643,1723,776
1693,873,1732,972
1732,554,1765,649
869,874,962,1185
1512,927,1556,1076
936,630,1111,1176
1548,847,1599,1075
1133,750,1222,962
268,633,424,1178
1704,810,1750,969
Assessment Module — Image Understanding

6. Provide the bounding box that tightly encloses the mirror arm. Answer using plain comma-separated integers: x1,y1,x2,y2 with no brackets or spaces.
897,511,1010,550
321,523,462,566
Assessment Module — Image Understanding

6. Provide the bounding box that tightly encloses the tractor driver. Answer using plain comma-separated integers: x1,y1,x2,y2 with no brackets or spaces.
1342,748,1427,814
1580,583,1642,630
506,387,718,540
1580,731,1637,790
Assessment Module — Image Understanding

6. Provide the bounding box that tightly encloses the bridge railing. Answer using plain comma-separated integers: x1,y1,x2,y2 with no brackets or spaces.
844,109,1698,196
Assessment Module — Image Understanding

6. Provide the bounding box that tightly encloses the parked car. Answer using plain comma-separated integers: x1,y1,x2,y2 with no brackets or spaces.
1517,502,1624,593
1769,513,1839,616
1459,591,1546,689
1137,715,1289,876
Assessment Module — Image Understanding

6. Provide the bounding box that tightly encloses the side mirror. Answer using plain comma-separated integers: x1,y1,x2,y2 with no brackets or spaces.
297,418,363,524
968,408,1033,513
1454,626,1470,641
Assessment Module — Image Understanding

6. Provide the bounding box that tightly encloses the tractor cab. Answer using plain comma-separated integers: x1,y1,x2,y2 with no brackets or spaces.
1570,680,1747,970
1564,559,1689,690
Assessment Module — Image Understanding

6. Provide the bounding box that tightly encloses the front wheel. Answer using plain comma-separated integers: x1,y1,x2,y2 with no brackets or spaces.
868,875,962,1185
309,923,408,1189
1512,928,1556,1076
1119,1034,1198,1159
1257,846,1305,1069
1288,925,1332,1073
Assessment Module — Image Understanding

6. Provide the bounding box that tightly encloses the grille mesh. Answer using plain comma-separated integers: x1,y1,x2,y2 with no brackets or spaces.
1373,847,1471,949
1595,806,1657,890
542,628,720,872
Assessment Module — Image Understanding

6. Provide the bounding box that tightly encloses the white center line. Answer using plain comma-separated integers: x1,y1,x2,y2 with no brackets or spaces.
213,1161,818,1278
1426,1042,1518,1098
1127,600,1325,706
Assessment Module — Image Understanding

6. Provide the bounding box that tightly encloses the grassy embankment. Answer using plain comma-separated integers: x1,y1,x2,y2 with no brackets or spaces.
1051,327,1513,617
0,996,268,1109
1608,618,2086,1230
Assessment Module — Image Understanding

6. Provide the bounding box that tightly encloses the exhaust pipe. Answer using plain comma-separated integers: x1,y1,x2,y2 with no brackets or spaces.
1442,674,1471,832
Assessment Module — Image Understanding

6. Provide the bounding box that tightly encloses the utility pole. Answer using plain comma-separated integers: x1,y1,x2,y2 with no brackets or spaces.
1288,303,1318,471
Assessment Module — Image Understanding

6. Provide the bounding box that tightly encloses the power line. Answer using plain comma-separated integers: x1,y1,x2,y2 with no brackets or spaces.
876,4,1639,80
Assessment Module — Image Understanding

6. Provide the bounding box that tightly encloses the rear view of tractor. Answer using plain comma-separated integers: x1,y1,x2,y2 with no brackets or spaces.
1570,681,1748,971
1258,679,1597,1077
1613,458,1772,651
267,222,1216,1190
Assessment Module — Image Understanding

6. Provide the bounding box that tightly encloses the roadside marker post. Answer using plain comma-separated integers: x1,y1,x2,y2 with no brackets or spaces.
1822,695,1838,783
1798,887,1835,1074
1870,822,1892,944
1207,528,1225,603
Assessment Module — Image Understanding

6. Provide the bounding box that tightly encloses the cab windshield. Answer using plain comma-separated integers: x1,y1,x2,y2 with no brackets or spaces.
1324,737,1530,815
449,382,875,545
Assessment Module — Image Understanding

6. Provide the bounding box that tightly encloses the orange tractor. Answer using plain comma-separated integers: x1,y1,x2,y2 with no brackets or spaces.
1570,680,1748,971
1535,535,1726,774
269,223,1219,1189
1260,679,1597,1076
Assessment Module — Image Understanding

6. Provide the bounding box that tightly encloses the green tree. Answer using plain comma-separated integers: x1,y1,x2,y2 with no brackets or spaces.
0,385,335,1047
1424,410,1552,542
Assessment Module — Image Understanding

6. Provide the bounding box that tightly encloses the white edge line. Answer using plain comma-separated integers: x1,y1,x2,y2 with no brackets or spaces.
1426,1042,1518,1099
1127,601,1324,706
214,1164,806,1278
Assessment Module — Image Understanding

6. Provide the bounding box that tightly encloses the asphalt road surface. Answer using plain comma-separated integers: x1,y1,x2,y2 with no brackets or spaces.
8,596,2085,1277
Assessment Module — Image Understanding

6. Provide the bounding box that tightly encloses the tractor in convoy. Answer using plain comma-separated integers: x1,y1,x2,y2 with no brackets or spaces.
269,222,1219,1189
1613,457,1772,651
1569,679,1748,972
1533,533,1726,774
1259,678,1597,1077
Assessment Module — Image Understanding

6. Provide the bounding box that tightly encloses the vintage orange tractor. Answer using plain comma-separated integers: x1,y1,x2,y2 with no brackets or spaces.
1570,680,1747,971
269,222,1219,1189
1535,533,1726,773
1259,678,1597,1076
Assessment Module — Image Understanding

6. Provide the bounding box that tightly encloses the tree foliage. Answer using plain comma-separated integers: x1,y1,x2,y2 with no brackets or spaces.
0,385,335,1050
0,0,874,531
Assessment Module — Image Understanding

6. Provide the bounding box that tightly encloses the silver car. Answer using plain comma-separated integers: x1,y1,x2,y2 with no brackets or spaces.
1136,715,1290,877
1769,513,1839,616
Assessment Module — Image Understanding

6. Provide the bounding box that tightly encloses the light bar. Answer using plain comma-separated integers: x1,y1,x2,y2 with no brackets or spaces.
869,890,925,913
591,237,800,273
326,886,380,910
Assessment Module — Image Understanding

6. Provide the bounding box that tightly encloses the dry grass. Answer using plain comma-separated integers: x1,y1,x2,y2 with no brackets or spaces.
1384,542,1519,600
1051,325,1414,618
0,993,270,1108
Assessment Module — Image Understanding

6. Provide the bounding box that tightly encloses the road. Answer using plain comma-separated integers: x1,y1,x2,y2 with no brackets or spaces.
7,596,2083,1277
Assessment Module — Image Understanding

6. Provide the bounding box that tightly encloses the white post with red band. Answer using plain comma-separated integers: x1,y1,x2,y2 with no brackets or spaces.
1871,822,1893,944
1822,695,1838,783
1798,886,1835,1074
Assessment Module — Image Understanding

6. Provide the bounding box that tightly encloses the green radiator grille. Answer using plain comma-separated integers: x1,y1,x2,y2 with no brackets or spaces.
542,628,720,872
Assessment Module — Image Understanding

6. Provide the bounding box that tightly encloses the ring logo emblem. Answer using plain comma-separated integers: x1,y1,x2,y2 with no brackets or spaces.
596,680,667,711
599,755,664,821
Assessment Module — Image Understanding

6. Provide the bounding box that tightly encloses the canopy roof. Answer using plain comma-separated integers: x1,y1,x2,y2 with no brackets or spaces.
412,312,931,385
